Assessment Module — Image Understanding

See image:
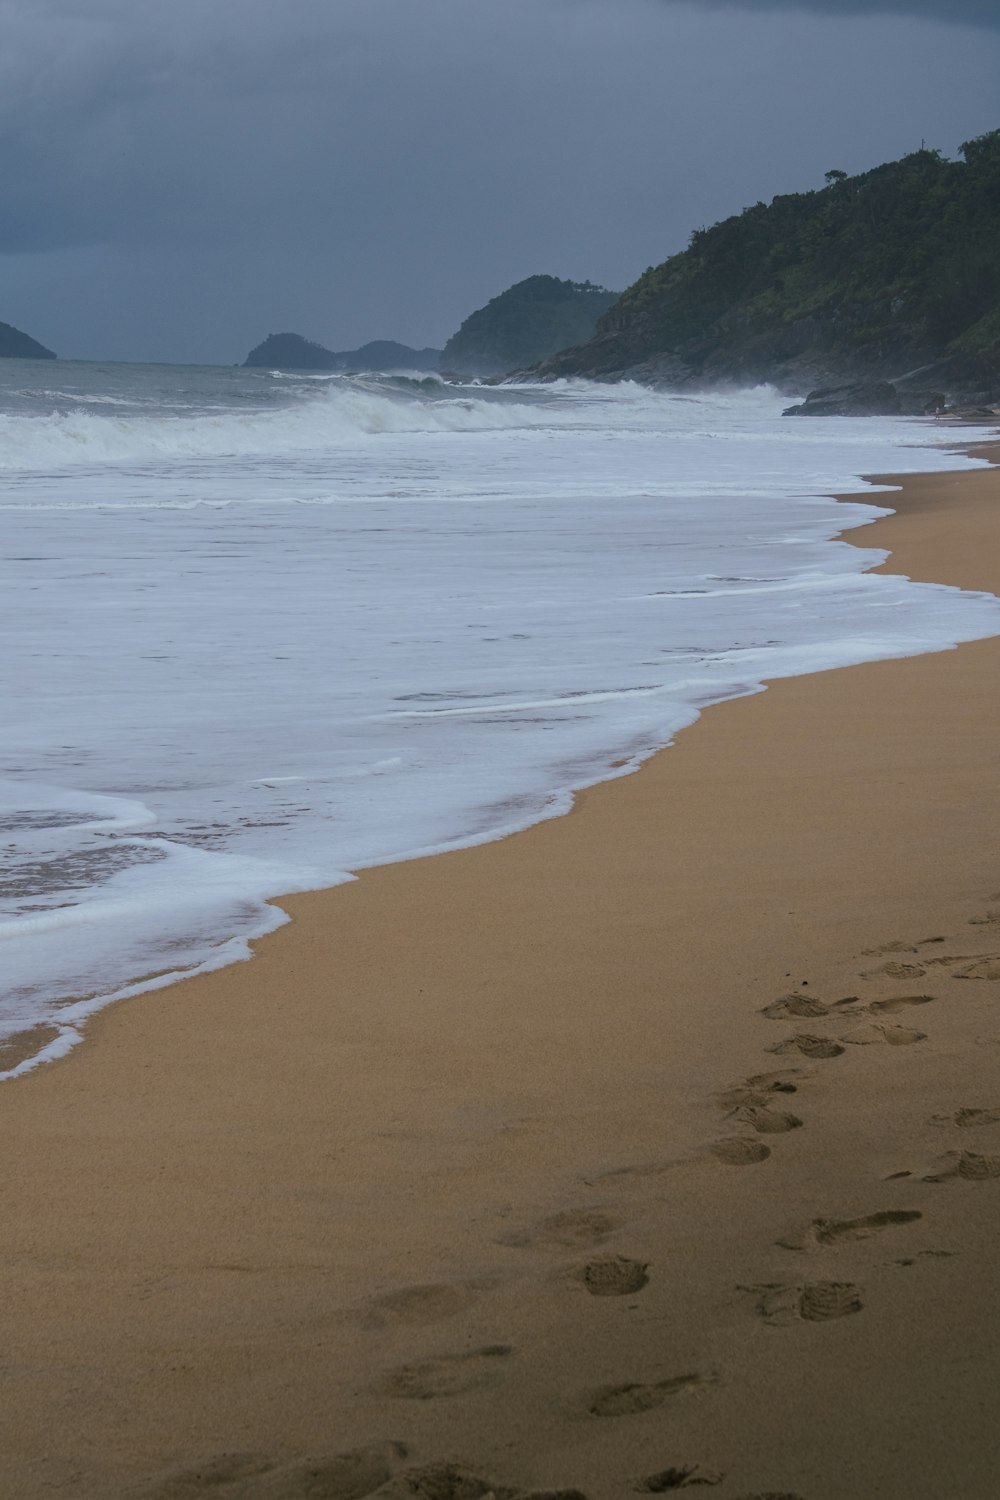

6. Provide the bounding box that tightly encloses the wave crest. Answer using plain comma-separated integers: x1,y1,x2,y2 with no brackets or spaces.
0,380,568,472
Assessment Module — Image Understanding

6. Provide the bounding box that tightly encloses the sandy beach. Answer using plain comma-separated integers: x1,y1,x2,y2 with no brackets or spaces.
3,442,1000,1500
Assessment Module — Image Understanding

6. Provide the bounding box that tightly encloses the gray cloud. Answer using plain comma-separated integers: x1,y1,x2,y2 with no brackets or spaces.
1,0,997,362
662,0,1000,26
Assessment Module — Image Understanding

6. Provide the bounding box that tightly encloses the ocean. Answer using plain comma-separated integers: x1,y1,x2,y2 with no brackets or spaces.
1,358,997,1075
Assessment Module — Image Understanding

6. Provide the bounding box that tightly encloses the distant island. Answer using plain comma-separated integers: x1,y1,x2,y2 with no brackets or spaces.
440,276,620,377
0,320,56,360
244,333,442,372
525,131,1000,409
243,275,620,379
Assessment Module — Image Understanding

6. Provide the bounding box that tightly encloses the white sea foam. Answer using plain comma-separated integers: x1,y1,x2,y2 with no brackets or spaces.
0,381,591,474
0,362,996,1073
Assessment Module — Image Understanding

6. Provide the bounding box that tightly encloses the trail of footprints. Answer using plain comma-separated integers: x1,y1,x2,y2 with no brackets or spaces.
139,1449,593,1500
141,901,1000,1500
141,1447,801,1500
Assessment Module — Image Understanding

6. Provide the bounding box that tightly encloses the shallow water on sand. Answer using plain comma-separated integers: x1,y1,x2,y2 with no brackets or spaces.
1,362,996,1071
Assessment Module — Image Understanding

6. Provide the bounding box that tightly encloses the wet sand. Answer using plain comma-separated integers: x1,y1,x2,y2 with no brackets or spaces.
2,445,1000,1500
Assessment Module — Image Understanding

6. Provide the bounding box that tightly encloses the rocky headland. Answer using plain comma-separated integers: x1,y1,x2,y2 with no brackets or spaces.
439,275,619,378
522,132,1000,410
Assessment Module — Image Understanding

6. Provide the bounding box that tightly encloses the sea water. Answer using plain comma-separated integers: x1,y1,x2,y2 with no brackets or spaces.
1,360,997,1074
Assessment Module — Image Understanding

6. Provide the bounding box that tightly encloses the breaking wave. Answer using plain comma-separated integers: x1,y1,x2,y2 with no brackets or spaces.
0,378,581,472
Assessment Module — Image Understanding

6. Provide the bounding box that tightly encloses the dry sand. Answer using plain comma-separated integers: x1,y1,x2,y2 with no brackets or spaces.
3,445,1000,1500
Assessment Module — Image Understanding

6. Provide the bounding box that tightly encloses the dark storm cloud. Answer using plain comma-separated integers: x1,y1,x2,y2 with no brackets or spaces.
1,0,998,362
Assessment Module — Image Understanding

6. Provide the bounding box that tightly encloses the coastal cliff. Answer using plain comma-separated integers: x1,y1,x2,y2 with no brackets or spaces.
528,132,1000,402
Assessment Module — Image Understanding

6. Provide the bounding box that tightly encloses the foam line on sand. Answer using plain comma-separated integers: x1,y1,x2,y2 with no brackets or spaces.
2,443,1000,1500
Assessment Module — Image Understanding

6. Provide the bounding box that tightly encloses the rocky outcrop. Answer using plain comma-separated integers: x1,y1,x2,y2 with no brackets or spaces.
783,382,947,417
0,320,56,360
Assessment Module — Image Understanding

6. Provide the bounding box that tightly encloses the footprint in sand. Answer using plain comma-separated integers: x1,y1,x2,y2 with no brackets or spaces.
767,1034,844,1060
631,1465,724,1490
748,1281,863,1325
587,1372,716,1418
764,993,933,1025
930,1106,1000,1128
141,1452,277,1497
760,994,832,1020
792,1281,865,1323
732,1105,803,1135
716,1070,805,1112
584,1160,684,1191
868,994,935,1014
358,1282,480,1330
840,1023,926,1047
922,951,995,970
250,1447,413,1500
142,1442,409,1499
951,957,1000,981
924,1150,1000,1183
862,960,927,980
865,936,950,954
146,1452,589,1500
709,1137,771,1165
778,1209,921,1251
499,1207,622,1249
372,1464,587,1500
368,1466,501,1500
576,1255,649,1297
379,1345,512,1399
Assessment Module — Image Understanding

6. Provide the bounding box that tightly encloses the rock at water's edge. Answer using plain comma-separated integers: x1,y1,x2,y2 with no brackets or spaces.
783,382,946,417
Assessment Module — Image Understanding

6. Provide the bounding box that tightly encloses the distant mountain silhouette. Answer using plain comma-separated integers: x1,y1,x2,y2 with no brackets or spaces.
0,320,56,360
244,332,441,372
440,276,620,377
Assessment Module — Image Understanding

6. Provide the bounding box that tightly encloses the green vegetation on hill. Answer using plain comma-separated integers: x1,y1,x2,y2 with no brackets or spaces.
0,320,56,360
441,276,620,377
535,131,1000,394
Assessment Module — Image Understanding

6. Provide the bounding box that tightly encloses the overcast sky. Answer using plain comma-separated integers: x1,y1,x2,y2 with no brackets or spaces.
1,0,997,365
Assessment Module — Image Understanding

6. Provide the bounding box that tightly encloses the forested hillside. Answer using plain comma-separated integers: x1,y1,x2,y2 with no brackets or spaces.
532,132,1000,396
441,276,619,377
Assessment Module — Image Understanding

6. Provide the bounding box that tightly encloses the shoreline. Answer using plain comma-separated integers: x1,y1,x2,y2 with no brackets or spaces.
3,432,997,1086
3,441,1000,1498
